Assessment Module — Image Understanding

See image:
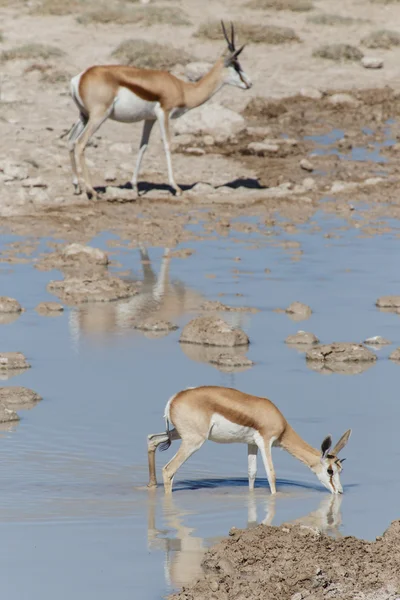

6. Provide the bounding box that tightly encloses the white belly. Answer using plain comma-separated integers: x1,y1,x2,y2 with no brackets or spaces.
208,414,257,444
111,87,157,123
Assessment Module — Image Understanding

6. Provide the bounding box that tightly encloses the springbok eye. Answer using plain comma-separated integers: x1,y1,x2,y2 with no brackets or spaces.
327,468,334,476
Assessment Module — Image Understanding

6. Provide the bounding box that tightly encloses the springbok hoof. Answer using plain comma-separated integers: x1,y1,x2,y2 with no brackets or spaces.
85,187,99,200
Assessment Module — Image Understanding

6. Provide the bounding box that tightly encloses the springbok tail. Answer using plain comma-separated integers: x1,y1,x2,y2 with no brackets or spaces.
159,415,171,452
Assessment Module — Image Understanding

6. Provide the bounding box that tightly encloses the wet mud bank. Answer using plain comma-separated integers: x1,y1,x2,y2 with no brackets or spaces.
170,519,400,600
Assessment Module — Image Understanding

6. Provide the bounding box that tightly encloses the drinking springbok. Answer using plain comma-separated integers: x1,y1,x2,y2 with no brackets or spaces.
147,386,351,495
68,22,252,199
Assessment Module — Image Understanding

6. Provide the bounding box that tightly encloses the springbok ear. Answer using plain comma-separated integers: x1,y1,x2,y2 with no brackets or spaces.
332,429,352,455
321,435,332,458
233,45,245,59
224,46,246,67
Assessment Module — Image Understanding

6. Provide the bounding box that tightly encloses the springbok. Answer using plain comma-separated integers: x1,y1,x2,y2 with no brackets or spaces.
147,386,351,495
68,22,252,199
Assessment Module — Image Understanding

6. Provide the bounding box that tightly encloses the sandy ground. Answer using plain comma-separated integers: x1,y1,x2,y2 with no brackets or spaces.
1,0,400,597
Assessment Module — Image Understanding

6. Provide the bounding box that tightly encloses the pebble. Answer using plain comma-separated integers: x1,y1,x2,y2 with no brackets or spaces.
203,135,215,146
247,142,279,154
300,87,323,100
184,147,206,156
300,158,314,172
328,93,359,107
302,177,316,191
362,57,384,69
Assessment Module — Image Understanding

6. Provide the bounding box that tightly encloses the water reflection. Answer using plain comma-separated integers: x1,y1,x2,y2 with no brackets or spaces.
68,247,205,341
147,492,343,589
67,247,253,371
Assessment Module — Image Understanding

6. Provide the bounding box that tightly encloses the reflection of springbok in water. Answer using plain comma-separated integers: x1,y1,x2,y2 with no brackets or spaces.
147,493,343,589
68,246,207,341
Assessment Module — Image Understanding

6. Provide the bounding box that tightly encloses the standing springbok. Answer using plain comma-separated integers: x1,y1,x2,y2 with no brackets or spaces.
147,386,351,495
68,22,252,199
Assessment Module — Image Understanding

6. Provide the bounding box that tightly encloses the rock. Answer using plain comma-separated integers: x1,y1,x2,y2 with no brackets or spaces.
300,87,323,100
389,348,400,361
285,331,319,345
187,182,216,195
0,297,23,314
132,318,178,332
203,135,215,146
0,352,30,371
184,61,213,82
209,353,254,371
0,386,42,409
300,158,314,172
180,316,249,347
302,177,316,191
35,302,64,316
21,177,47,188
247,141,279,154
184,147,206,156
364,336,391,346
0,161,29,181
0,404,20,423
63,243,109,266
361,57,384,69
47,277,139,306
104,169,118,182
328,93,359,107
173,103,246,142
376,296,400,309
306,343,377,363
285,302,312,320
330,181,358,193
104,186,137,202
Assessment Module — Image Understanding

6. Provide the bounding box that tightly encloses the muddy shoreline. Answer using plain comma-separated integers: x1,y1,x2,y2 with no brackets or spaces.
169,519,400,600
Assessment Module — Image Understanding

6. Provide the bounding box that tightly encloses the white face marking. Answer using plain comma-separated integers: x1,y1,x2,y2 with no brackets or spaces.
209,413,257,444
225,65,252,90
111,87,157,123
316,459,343,494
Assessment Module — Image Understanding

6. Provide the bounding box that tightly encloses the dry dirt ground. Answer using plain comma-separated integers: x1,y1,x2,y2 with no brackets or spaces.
1,0,400,597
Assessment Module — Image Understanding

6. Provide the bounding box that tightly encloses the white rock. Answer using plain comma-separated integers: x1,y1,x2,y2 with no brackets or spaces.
104,186,137,201
63,243,109,265
1,161,29,181
184,147,206,156
330,180,358,193
300,87,323,100
364,177,384,186
303,177,316,191
362,57,383,69
300,158,314,172
247,142,279,154
203,135,215,146
184,62,213,82
328,93,359,107
173,103,245,142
